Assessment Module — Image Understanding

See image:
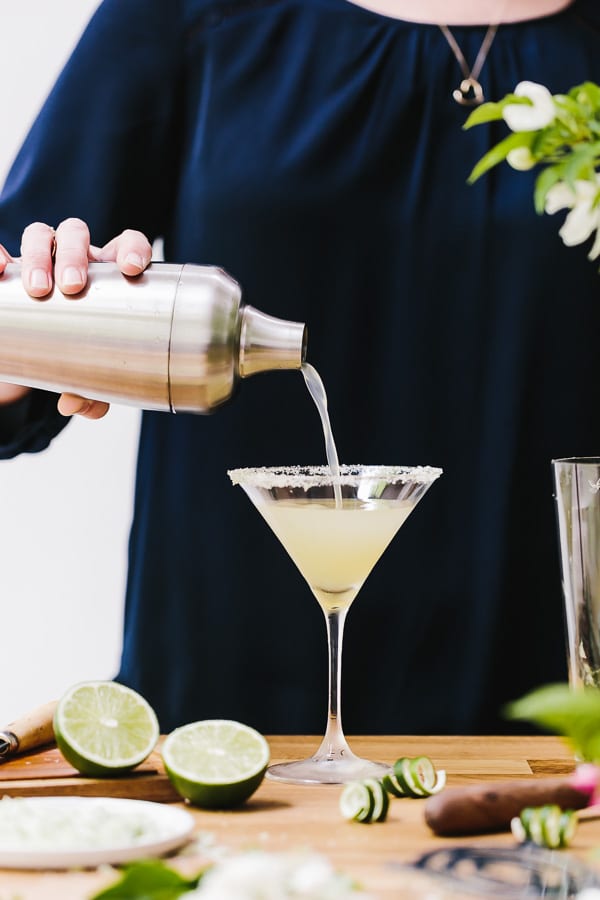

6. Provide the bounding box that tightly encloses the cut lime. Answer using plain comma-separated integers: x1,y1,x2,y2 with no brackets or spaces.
53,681,159,777
161,720,270,809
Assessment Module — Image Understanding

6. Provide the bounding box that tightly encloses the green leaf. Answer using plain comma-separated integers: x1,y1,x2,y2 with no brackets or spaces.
467,131,535,184
554,94,587,119
530,127,569,160
462,94,528,130
563,142,600,189
91,859,203,900
569,82,600,114
505,682,600,762
463,102,506,130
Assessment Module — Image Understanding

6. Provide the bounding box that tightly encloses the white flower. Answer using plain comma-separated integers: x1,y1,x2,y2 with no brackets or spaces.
545,178,600,260
189,849,372,899
503,81,556,132
288,855,338,893
506,147,536,171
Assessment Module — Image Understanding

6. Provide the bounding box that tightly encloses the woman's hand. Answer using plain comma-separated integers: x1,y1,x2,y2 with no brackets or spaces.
0,218,152,419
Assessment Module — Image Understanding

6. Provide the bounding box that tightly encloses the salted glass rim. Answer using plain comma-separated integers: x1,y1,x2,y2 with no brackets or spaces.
227,464,443,488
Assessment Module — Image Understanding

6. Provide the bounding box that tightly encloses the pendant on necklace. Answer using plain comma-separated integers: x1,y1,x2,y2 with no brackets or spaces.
453,77,485,107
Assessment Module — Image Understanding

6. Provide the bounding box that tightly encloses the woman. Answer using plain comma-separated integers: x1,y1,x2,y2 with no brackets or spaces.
0,0,597,733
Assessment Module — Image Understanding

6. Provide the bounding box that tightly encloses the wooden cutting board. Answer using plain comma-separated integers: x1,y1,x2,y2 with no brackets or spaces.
0,743,179,802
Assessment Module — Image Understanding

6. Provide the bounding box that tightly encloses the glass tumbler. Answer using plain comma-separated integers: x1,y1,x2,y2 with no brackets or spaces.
553,457,600,689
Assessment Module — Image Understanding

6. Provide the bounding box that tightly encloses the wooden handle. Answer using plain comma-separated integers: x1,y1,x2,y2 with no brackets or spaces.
424,777,592,836
4,700,58,754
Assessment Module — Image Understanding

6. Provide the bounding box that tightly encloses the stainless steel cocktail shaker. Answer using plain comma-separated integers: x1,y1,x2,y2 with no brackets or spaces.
0,262,307,413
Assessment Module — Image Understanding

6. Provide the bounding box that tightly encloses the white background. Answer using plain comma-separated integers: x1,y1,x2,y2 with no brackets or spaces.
0,2,140,723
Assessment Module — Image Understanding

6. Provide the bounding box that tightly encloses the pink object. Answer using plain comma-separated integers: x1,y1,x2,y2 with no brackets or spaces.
571,764,600,806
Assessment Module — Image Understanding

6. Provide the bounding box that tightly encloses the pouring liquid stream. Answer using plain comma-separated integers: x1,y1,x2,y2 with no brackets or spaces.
301,363,342,507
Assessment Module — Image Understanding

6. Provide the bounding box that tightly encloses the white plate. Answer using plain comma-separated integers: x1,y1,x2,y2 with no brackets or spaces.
0,796,195,869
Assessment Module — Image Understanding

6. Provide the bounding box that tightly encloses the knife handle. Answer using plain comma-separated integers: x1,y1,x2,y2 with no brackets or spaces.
2,699,58,755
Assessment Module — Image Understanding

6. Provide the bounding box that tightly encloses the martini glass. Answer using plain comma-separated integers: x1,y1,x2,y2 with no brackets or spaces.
228,464,442,785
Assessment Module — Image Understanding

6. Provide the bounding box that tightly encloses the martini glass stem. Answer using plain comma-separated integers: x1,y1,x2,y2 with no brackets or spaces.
314,606,353,761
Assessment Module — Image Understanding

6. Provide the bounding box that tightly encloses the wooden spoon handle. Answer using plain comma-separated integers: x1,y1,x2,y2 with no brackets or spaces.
0,699,58,757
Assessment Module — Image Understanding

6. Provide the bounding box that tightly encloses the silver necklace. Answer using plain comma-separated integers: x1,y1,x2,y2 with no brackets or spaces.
439,23,499,106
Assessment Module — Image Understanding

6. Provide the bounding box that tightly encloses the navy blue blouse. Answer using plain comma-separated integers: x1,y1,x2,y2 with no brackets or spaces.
1,0,599,734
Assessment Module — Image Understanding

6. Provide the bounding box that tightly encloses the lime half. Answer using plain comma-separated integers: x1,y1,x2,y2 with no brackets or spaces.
162,720,270,809
53,681,159,777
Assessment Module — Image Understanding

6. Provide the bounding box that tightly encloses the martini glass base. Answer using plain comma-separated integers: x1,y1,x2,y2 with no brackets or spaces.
266,755,391,785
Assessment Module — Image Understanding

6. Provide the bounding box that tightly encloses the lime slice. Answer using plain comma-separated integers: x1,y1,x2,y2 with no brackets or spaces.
340,779,389,823
340,781,375,822
363,778,390,822
161,720,270,809
382,772,404,798
514,805,578,849
511,815,527,843
524,808,543,846
394,758,426,797
558,810,578,847
408,756,446,795
390,756,446,797
539,805,562,849
53,681,159,777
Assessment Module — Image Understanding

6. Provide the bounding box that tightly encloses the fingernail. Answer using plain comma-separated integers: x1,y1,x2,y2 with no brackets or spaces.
58,394,87,416
30,268,50,291
125,253,144,270
62,266,83,287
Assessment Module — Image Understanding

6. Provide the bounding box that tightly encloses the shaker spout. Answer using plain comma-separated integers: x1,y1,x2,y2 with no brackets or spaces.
238,306,307,378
